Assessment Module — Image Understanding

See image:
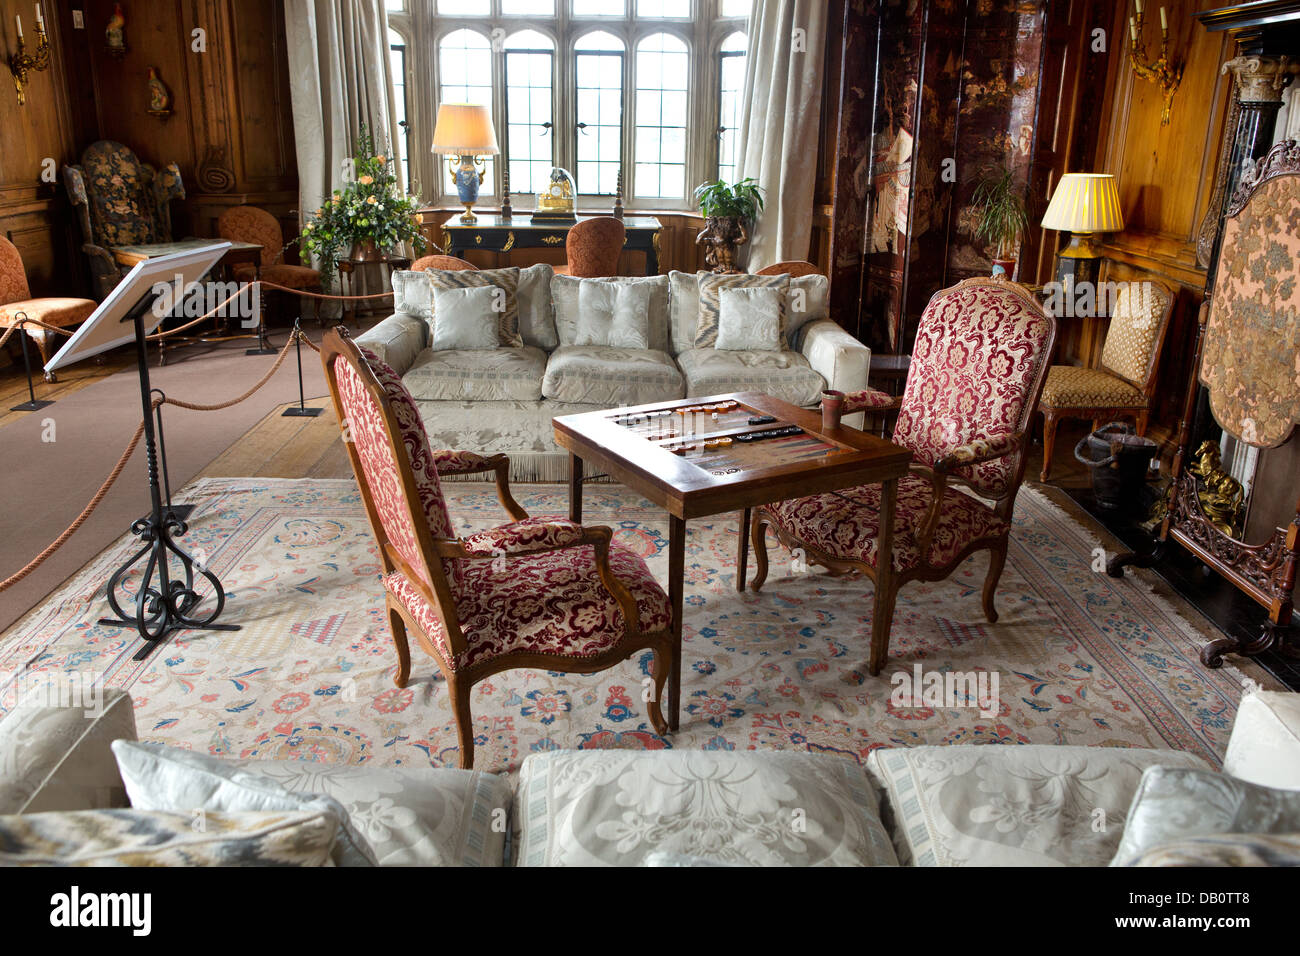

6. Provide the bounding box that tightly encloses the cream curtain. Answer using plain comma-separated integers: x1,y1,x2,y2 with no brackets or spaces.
735,0,828,269
284,0,401,232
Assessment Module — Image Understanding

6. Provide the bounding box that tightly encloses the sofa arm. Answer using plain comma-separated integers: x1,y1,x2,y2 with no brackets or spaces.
799,318,871,395
353,312,428,375
1223,690,1300,790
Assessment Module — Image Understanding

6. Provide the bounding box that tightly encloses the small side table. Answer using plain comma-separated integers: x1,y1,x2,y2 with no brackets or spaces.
335,254,412,327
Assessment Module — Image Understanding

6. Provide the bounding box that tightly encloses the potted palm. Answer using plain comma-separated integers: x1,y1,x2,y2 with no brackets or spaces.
300,127,426,287
693,177,764,273
971,169,1030,278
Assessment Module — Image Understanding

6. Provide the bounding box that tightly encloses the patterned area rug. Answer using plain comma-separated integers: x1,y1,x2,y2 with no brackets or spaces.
0,478,1262,773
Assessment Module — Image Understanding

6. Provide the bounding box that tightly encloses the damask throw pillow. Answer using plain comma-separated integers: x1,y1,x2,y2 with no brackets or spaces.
695,272,791,350
428,266,523,347
715,286,782,350
575,279,653,349
432,285,501,350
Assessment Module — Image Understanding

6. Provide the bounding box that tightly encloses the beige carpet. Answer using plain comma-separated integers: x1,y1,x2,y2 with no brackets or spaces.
0,335,330,633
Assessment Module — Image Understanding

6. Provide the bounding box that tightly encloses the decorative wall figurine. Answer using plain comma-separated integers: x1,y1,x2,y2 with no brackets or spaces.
146,66,172,119
105,3,127,57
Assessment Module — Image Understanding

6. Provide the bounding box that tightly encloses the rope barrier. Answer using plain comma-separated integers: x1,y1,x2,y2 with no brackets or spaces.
0,324,331,593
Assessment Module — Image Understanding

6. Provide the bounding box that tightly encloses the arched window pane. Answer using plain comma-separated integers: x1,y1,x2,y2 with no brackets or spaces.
637,0,689,16
573,0,625,16
389,29,411,192
719,0,750,16
439,30,495,196
717,32,746,184
505,31,555,195
575,33,624,195
633,33,688,199
438,0,489,14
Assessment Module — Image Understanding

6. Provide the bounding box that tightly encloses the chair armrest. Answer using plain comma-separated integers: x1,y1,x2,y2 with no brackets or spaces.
843,387,902,415
934,432,1023,474
80,243,119,273
353,312,428,375
460,518,587,557
433,450,528,522
799,318,871,395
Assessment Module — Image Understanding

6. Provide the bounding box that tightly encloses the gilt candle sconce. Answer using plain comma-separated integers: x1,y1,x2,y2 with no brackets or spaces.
8,6,51,106
1127,0,1184,126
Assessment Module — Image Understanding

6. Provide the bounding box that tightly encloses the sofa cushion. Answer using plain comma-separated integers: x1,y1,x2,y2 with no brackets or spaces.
0,686,137,814
866,744,1212,867
513,750,898,866
542,345,685,406
669,271,829,355
429,267,523,348
696,272,791,349
404,346,547,402
1111,765,1300,866
130,746,512,867
676,347,825,406
1120,832,1300,867
0,809,340,866
1223,690,1300,790
552,274,670,352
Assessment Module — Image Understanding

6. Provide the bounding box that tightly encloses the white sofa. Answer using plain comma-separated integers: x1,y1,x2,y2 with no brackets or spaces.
2,687,1295,866
354,266,872,481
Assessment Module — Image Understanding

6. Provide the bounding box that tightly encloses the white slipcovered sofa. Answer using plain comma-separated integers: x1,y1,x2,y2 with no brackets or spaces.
354,265,872,481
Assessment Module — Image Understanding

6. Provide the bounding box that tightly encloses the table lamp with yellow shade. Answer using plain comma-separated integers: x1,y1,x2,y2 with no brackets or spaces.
1041,172,1124,287
432,103,499,224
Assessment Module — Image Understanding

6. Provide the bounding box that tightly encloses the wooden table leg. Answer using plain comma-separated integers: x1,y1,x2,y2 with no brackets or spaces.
568,453,584,523
735,507,751,592
869,477,898,676
667,514,685,731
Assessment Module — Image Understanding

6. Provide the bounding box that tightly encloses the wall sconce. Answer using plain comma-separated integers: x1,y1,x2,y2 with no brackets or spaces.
8,6,51,106
1127,1,1184,126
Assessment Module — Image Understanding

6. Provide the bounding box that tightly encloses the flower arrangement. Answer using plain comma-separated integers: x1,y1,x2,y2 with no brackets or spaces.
299,127,426,285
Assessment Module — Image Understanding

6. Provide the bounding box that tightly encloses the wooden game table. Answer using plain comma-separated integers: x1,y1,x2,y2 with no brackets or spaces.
553,391,912,732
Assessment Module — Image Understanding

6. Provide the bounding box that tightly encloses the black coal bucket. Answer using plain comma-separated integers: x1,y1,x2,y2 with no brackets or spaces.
1074,422,1158,513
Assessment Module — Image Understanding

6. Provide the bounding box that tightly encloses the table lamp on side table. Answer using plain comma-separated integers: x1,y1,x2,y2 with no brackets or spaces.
1041,173,1124,290
432,103,500,225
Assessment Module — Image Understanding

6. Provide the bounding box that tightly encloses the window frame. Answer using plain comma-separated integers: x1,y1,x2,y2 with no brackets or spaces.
391,0,746,213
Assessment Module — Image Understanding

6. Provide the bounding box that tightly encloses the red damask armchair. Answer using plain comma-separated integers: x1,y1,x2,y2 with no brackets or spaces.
749,276,1057,674
322,329,675,768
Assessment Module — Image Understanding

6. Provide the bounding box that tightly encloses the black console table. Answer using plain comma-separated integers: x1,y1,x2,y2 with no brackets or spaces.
440,213,662,276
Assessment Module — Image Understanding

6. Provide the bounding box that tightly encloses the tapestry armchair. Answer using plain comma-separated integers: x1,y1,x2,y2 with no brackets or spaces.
62,140,186,299
1038,274,1175,480
749,276,1057,674
322,329,675,768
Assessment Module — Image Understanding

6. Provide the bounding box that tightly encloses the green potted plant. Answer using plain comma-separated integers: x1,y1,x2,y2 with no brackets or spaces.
693,177,764,273
300,126,426,286
971,169,1030,278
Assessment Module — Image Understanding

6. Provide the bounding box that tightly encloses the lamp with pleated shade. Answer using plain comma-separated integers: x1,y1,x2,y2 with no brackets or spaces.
432,103,500,224
1041,173,1124,285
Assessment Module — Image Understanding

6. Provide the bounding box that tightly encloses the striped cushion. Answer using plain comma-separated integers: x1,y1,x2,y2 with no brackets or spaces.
695,272,792,350
428,267,523,348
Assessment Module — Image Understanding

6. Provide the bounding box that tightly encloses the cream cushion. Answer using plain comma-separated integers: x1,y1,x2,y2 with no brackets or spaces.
1111,765,1300,866
403,346,547,402
0,687,137,813
866,744,1211,866
431,285,500,350
552,274,670,352
668,271,829,355
575,280,653,349
1223,690,1300,790
513,750,898,867
716,286,782,351
542,345,685,406
676,347,825,406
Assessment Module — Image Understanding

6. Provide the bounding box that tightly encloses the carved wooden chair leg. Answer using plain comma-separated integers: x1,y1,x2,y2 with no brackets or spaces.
1135,408,1150,436
450,677,475,770
1040,411,1059,482
646,642,671,736
386,600,412,689
982,542,1008,624
748,510,771,592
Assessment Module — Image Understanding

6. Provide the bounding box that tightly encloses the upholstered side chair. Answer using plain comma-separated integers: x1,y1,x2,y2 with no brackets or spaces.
322,329,676,768
62,140,186,299
218,205,323,329
749,276,1057,674
755,260,822,278
0,236,96,381
411,254,477,272
1037,276,1175,480
555,216,625,277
